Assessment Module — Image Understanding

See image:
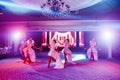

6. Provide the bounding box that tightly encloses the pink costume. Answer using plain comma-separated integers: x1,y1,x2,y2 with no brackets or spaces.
23,39,36,62
48,40,64,69
87,39,98,60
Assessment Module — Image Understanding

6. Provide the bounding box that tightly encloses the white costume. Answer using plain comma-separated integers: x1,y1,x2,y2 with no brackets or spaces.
63,40,73,63
19,40,26,59
48,40,64,69
87,39,98,60
19,40,26,52
23,38,36,62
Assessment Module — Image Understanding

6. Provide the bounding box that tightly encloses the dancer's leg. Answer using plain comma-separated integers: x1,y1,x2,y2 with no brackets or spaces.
87,48,92,60
48,56,56,68
93,51,98,61
64,52,68,65
48,57,52,68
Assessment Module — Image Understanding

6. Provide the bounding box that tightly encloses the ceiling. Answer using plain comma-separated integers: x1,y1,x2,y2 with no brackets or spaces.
11,0,102,11
0,0,120,21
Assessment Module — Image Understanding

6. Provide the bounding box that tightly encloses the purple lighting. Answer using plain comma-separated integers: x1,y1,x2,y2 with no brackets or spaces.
13,31,21,40
11,30,25,41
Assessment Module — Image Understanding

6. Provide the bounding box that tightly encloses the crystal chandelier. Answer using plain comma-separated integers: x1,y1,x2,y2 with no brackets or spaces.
40,0,71,17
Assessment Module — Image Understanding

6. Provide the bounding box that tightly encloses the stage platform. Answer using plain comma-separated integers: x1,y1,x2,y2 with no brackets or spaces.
0,54,120,80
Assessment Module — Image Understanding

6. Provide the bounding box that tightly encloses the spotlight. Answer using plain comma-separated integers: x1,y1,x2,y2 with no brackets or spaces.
0,8,3,15
0,12,3,15
72,54,87,61
104,31,113,40
100,30,115,43
0,6,4,15
101,30,115,58
12,31,22,40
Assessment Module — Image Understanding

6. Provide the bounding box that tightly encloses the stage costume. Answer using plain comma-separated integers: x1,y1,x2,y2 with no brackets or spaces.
19,39,26,60
48,40,64,69
26,38,36,62
62,39,75,64
63,42,72,63
87,39,98,61
23,47,31,64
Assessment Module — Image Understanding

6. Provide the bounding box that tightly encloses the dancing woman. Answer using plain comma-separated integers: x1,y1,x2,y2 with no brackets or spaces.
48,39,64,69
23,37,40,64
63,39,76,65
19,39,26,60
87,39,98,61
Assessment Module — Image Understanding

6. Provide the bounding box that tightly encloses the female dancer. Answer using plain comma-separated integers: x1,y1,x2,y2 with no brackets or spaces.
19,39,26,60
87,39,98,61
23,37,40,64
63,39,76,65
48,39,64,69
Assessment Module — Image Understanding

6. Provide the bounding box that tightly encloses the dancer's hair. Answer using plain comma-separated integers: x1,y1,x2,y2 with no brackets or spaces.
53,39,56,43
66,39,69,42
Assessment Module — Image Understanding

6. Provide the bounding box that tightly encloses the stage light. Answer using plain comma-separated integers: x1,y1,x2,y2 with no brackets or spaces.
101,30,115,43
72,54,87,61
0,12,3,15
104,31,112,40
50,32,76,47
51,54,87,65
12,31,22,40
61,54,87,63
99,28,116,58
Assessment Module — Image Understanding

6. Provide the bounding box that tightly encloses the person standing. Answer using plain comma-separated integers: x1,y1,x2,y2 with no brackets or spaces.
19,39,26,60
63,39,76,65
87,39,98,61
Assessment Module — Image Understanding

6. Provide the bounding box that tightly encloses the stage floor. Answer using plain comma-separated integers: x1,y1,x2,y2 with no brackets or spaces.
0,57,120,80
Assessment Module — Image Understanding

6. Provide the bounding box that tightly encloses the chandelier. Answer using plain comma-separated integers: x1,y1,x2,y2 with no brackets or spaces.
40,0,71,17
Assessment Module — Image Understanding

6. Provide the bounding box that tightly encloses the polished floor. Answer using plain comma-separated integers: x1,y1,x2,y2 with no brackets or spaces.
0,53,120,80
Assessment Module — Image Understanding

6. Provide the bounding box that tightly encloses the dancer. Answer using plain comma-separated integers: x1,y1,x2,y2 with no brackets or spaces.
62,39,76,65
23,46,31,64
19,39,26,60
48,39,64,69
23,37,40,64
87,38,98,61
